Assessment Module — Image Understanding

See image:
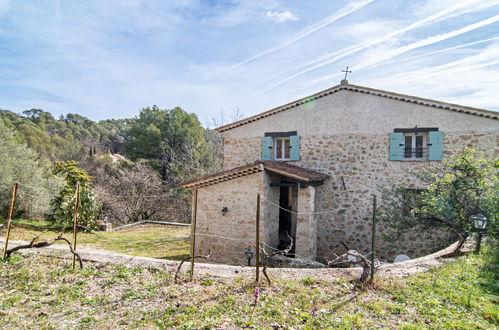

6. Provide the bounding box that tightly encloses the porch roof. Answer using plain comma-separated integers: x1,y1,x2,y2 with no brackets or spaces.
179,161,328,189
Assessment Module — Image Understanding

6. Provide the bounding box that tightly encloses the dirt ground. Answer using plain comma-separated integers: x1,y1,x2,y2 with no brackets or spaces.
0,238,460,281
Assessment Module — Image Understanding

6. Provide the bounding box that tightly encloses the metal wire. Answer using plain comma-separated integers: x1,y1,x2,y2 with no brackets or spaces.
193,232,254,243
191,232,323,265
260,196,337,215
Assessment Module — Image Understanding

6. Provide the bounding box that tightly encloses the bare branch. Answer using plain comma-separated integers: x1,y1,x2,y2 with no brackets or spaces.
5,234,83,268
174,250,211,283
328,250,372,284
260,234,294,285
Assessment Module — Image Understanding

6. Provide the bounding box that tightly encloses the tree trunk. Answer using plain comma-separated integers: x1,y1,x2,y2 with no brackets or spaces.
439,232,468,258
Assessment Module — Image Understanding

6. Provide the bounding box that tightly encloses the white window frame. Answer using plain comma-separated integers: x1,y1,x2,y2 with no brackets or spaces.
403,133,427,160
274,137,290,161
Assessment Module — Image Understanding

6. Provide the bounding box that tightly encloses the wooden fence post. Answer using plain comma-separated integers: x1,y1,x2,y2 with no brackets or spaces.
190,189,198,281
72,182,81,269
3,182,19,259
255,193,260,283
370,195,377,283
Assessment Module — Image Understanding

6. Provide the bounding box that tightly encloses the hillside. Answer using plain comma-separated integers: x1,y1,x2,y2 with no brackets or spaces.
0,109,130,160
0,106,222,225
0,244,497,328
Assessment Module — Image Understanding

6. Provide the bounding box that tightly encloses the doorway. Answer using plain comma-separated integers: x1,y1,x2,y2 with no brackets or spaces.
278,186,296,255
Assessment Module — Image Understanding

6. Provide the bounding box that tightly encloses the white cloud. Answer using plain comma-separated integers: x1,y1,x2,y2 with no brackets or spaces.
262,0,495,92
360,42,499,110
3,0,499,123
303,13,499,88
342,20,397,43
266,10,298,23
225,0,375,72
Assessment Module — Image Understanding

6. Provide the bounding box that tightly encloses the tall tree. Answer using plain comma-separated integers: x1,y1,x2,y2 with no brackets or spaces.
125,106,220,183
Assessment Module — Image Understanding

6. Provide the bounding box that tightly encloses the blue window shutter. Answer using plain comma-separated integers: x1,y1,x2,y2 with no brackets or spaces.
289,135,300,161
428,131,444,161
261,136,272,161
389,133,404,160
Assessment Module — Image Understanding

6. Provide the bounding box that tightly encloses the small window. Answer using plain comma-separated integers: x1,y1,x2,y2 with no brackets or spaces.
274,137,290,160
390,128,443,161
262,132,300,161
403,133,427,160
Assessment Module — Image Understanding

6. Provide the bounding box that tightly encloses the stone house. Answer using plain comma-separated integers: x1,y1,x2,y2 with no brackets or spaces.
180,81,498,265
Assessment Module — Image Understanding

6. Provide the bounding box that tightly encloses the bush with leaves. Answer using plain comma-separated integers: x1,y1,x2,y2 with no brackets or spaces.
50,161,100,229
380,148,498,248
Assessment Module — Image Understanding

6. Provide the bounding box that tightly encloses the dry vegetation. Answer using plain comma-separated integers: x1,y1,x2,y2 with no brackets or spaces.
1,224,190,260
0,243,497,329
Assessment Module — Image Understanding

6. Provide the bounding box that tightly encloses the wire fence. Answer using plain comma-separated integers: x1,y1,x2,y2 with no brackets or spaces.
191,230,372,266
260,196,337,215
4,183,377,270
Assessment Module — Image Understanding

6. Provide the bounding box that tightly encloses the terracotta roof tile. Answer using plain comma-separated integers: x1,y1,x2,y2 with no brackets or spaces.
263,161,328,182
179,161,328,189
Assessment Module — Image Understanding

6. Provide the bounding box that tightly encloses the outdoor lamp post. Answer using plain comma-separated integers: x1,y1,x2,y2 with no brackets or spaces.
245,247,254,266
471,214,488,253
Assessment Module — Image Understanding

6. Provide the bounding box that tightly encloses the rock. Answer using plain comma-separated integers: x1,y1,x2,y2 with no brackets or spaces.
394,254,410,263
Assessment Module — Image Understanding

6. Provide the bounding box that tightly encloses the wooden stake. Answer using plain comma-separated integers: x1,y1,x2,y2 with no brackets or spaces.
255,193,260,283
189,189,198,281
3,182,19,260
72,182,81,269
370,195,377,283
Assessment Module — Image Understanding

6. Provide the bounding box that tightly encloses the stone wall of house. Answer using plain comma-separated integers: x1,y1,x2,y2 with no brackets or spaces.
303,130,498,262
195,172,265,265
214,89,498,263
221,89,498,170
218,129,498,263
223,137,261,170
296,186,317,259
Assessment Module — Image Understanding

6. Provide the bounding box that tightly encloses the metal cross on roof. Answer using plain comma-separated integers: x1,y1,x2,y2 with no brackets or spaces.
341,66,352,80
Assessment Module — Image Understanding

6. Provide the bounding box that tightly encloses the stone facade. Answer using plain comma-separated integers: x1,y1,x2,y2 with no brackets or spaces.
190,86,498,264
194,172,264,265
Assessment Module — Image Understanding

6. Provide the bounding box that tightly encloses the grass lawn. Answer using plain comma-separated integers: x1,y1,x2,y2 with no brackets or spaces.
0,240,497,328
1,220,190,260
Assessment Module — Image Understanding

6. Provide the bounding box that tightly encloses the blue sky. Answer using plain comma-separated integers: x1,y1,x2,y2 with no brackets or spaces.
1,0,498,125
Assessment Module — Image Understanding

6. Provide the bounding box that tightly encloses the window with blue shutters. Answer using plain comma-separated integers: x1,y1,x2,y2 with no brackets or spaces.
262,132,300,161
390,128,443,161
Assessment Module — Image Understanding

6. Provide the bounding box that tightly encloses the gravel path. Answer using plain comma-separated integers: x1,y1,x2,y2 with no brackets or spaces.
1,238,460,281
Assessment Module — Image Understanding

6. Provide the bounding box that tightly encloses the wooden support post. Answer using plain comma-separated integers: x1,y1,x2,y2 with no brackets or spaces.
3,183,19,260
72,182,81,269
190,189,198,281
370,195,377,283
255,193,260,283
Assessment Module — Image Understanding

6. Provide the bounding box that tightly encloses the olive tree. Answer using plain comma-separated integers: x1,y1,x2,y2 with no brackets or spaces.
380,148,498,251
0,119,63,218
